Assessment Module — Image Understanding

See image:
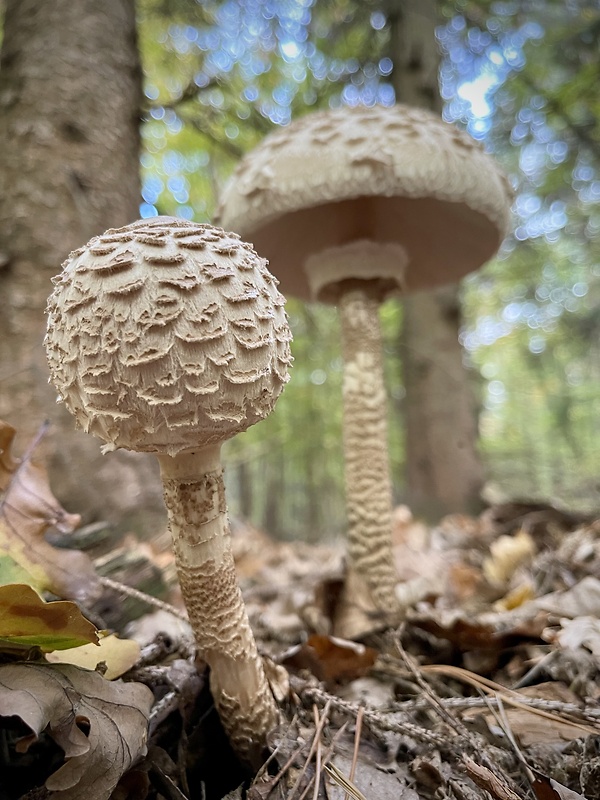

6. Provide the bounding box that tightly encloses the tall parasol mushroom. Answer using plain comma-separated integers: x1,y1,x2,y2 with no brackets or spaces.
216,104,512,634
45,217,293,766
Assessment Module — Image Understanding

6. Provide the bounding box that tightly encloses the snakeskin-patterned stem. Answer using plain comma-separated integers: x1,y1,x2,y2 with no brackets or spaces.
158,447,278,768
339,288,401,618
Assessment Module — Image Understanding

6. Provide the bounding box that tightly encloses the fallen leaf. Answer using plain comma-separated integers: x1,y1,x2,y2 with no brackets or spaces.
446,561,485,604
0,420,100,603
46,633,140,679
0,583,98,652
0,552,37,585
483,529,536,587
282,634,377,684
326,754,419,800
337,676,395,709
494,582,536,612
462,682,592,747
0,662,153,800
410,607,546,651
529,766,588,800
263,656,290,703
555,616,600,657
536,577,600,619
424,666,599,742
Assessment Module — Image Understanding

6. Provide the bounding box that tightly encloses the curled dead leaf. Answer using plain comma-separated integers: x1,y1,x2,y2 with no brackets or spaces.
529,766,588,800
282,634,377,684
410,606,546,652
0,662,153,800
0,420,100,603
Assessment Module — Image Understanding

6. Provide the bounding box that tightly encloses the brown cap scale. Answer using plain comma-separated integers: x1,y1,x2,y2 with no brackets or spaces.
217,104,512,633
45,217,292,765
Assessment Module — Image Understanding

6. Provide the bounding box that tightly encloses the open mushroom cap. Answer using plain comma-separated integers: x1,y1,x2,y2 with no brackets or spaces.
216,104,513,302
45,218,292,456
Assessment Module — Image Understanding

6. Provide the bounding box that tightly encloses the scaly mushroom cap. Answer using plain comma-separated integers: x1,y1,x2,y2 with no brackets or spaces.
216,104,513,301
45,218,292,456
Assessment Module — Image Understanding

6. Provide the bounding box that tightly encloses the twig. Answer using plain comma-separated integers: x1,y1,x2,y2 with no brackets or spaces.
98,575,190,623
422,664,600,737
259,740,308,798
324,763,368,800
254,712,300,783
11,420,50,472
391,694,600,718
394,632,467,736
347,705,364,798
301,684,452,749
461,754,524,800
484,694,538,800
288,699,331,800
311,705,323,800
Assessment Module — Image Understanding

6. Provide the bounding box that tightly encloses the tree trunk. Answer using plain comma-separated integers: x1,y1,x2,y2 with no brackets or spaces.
388,0,485,518
263,455,283,536
402,288,484,518
237,460,253,521
0,0,165,531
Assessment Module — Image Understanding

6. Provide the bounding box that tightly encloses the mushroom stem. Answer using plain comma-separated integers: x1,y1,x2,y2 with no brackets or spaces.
338,286,401,620
158,446,278,767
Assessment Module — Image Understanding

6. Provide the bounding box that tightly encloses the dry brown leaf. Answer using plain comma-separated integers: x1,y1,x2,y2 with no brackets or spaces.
0,420,100,603
410,607,546,651
0,661,153,800
529,766,589,800
445,561,485,604
282,634,377,684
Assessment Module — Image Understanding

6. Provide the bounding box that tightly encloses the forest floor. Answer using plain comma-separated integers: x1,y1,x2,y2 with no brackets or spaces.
2,426,600,800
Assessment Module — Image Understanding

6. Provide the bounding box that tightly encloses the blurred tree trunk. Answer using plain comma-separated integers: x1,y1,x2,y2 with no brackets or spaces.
263,454,284,537
237,460,253,520
388,0,485,518
0,0,165,531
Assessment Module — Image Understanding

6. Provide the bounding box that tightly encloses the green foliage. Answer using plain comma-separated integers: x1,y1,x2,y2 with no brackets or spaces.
136,0,600,534
225,299,347,540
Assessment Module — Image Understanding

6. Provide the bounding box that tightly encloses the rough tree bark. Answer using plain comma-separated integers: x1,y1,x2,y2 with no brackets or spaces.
388,0,485,519
0,0,165,530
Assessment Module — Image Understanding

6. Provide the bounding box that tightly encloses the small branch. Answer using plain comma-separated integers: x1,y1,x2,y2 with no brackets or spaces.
98,575,190,623
301,684,452,750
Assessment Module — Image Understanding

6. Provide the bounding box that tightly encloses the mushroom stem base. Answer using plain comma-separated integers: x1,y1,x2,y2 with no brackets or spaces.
158,447,278,767
338,286,401,623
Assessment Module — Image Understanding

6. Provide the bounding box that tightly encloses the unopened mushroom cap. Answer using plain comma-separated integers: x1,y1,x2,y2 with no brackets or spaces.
216,104,513,301
45,218,292,456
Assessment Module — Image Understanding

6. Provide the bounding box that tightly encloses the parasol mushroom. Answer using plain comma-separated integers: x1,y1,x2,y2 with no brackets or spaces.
216,103,512,633
44,217,293,766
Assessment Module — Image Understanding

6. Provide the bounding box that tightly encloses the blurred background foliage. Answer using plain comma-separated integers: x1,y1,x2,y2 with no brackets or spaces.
135,0,599,538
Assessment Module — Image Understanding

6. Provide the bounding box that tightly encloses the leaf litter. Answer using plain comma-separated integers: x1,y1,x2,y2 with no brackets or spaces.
2,419,600,798
0,421,100,603
0,662,153,800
